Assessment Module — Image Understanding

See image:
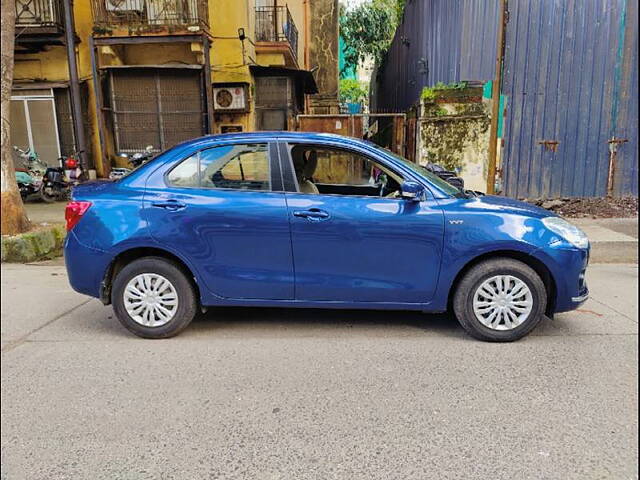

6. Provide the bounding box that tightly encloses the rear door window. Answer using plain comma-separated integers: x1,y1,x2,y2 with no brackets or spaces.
166,143,274,191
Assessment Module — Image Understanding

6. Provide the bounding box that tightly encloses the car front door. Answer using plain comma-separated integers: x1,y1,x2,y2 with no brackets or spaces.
144,141,294,300
279,141,445,305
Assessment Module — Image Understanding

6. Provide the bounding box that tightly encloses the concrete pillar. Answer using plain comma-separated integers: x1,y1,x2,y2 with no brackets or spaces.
307,0,339,114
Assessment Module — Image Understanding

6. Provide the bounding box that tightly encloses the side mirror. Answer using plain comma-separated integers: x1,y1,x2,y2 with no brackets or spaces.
400,181,425,202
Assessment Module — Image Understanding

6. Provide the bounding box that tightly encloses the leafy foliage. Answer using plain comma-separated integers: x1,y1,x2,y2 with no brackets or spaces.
339,1,400,75
420,82,468,102
339,78,368,104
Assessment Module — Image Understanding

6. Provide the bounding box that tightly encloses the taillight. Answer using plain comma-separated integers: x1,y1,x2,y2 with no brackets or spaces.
65,201,92,231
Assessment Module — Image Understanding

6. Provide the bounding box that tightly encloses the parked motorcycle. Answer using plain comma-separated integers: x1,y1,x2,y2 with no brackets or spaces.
39,154,79,202
109,145,155,180
424,162,485,197
424,162,465,189
61,149,84,187
13,146,46,201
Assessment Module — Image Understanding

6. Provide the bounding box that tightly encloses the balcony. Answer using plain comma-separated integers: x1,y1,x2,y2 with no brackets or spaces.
91,0,209,35
255,5,298,64
15,0,65,49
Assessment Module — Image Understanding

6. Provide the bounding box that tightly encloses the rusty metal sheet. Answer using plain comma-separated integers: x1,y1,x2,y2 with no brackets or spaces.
297,115,363,138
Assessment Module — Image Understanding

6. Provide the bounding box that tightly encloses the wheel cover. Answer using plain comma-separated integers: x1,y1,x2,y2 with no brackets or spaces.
123,273,179,327
472,275,533,331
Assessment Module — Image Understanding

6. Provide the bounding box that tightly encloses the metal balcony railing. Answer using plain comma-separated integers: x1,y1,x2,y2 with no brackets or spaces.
15,0,64,29
255,5,298,59
91,0,209,30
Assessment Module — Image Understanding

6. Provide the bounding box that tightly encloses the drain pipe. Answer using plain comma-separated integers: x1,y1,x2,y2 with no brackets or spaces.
62,0,88,171
486,0,507,194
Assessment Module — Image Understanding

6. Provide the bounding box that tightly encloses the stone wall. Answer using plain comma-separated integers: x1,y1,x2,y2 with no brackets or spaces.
418,87,492,192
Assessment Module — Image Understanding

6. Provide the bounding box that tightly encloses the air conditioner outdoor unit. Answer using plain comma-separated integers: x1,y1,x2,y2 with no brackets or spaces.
106,0,144,12
213,85,248,112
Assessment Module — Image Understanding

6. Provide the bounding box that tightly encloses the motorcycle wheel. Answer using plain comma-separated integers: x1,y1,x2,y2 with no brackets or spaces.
39,186,57,203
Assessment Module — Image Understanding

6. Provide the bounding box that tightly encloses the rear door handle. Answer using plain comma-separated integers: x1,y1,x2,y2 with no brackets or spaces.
151,200,186,211
293,208,330,221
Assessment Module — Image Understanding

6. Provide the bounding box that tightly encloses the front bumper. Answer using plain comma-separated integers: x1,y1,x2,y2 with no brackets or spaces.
571,291,589,304
532,241,590,313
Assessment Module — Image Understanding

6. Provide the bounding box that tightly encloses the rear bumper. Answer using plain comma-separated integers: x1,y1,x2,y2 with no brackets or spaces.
64,230,111,299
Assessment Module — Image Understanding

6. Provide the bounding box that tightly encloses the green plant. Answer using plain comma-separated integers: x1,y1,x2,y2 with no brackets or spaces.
339,2,396,71
420,81,468,101
339,78,368,104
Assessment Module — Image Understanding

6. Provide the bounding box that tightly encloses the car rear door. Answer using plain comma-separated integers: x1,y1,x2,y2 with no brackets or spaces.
278,141,445,305
144,141,294,300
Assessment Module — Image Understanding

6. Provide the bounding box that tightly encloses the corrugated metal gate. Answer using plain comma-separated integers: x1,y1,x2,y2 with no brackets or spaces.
501,0,638,197
374,0,638,198
108,67,205,153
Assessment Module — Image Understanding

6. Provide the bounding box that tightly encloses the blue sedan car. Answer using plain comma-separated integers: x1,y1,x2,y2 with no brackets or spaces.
64,132,589,341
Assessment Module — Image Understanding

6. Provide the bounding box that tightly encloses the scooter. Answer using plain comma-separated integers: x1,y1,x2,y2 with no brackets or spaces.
40,158,73,202
13,146,46,201
61,149,84,187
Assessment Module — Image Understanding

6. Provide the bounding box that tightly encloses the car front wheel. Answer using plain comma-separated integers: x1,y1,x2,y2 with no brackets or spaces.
112,257,197,338
453,258,547,342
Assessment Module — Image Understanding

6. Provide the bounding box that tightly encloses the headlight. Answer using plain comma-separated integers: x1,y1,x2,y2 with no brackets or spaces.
542,217,589,249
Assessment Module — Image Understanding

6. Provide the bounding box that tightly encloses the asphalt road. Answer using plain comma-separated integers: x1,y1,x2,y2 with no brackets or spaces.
1,260,638,480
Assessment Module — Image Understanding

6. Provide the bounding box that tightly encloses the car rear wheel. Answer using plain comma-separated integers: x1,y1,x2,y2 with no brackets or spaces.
453,258,547,342
112,257,197,338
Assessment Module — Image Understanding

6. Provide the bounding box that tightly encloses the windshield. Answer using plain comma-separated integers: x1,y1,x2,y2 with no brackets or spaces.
371,145,464,197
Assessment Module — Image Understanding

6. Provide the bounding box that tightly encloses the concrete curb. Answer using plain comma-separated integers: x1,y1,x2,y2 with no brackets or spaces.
1,224,66,263
572,219,638,264
589,241,638,263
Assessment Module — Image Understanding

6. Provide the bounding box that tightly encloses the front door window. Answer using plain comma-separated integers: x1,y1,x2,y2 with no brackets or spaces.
288,144,404,198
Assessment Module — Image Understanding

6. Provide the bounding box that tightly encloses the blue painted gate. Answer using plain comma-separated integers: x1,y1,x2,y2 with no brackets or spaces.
502,0,638,198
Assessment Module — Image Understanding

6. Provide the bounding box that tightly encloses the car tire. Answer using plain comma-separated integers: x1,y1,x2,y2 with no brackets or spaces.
453,258,547,342
112,257,198,339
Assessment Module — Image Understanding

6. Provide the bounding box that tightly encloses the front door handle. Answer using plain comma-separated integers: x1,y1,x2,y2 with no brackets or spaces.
293,208,330,221
151,200,187,211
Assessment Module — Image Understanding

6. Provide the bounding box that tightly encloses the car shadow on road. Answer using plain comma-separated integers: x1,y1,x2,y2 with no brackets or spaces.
185,306,465,339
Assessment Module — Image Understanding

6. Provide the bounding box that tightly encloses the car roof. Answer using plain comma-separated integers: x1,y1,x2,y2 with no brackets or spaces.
180,131,370,147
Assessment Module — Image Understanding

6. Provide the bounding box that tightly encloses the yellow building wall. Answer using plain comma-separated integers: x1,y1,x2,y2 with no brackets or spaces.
287,0,308,68
209,0,253,85
13,0,103,175
208,0,309,132
12,0,313,172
